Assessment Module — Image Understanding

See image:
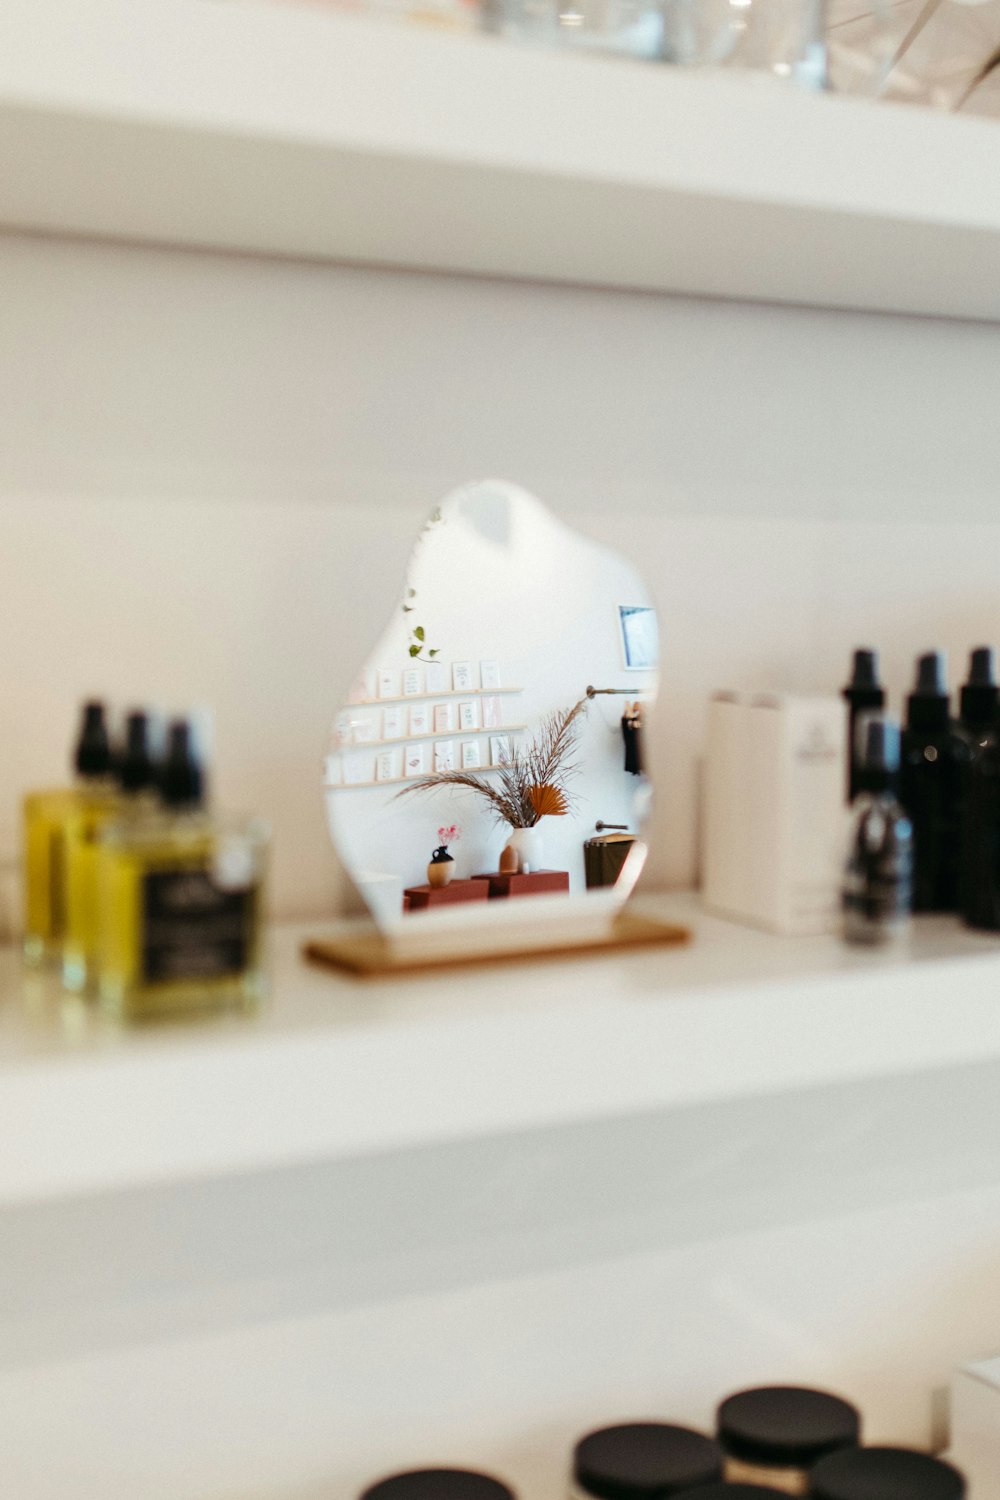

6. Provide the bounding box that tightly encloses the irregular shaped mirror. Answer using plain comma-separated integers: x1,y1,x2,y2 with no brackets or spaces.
324,481,658,954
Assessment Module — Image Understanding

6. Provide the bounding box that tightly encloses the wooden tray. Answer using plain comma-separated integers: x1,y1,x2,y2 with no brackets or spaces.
303,909,691,979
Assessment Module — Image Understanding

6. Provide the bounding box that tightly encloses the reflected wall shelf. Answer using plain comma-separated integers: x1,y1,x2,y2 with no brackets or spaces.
4,0,1000,319
346,689,524,708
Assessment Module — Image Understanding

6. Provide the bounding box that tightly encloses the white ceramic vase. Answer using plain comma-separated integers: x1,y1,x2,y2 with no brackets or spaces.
504,824,544,874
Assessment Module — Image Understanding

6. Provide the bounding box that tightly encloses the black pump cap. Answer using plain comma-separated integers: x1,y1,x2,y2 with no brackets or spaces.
906,652,950,732
74,701,113,778
118,711,156,793
360,1471,515,1500
717,1386,860,1469
574,1423,724,1500
855,713,901,794
809,1446,965,1500
159,720,203,808
843,650,885,710
960,646,998,732
848,650,881,692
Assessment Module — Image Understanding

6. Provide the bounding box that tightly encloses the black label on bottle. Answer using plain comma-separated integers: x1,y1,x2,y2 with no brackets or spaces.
142,870,251,983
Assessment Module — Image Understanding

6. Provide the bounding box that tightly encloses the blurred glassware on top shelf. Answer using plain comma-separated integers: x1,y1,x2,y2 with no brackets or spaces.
481,0,667,60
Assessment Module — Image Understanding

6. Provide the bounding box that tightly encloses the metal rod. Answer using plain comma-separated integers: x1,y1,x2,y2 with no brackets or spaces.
586,685,636,697
595,821,629,831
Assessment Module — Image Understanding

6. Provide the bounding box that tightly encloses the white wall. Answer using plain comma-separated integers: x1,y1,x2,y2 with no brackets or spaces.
3,230,1000,921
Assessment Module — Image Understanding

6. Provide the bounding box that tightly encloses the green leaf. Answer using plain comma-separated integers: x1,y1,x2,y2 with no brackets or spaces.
407,588,417,598
429,649,439,657
409,644,419,657
414,626,425,642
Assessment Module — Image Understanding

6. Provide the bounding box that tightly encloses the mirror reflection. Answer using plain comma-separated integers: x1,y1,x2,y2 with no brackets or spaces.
324,481,658,931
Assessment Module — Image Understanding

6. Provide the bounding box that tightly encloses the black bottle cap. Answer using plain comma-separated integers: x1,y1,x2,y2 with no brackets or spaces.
849,650,880,691
960,646,999,732
674,1486,787,1500
906,652,950,732
843,650,885,710
717,1386,860,1468
74,701,113,778
118,711,156,793
574,1423,724,1500
360,1471,515,1500
854,713,901,794
809,1446,965,1500
159,720,203,808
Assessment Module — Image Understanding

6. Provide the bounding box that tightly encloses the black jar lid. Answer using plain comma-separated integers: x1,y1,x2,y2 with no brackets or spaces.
574,1422,724,1500
809,1447,965,1500
673,1484,787,1500
360,1469,515,1500
717,1386,860,1468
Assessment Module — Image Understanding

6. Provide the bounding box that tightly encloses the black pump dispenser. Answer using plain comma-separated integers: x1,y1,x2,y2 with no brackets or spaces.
160,721,203,809
960,646,998,734
842,650,885,800
901,651,965,911
906,651,950,731
118,712,156,794
858,714,900,795
74,701,113,780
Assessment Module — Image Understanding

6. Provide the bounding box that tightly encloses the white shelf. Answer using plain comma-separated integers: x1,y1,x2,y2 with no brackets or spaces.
4,893,1000,1206
3,0,1000,320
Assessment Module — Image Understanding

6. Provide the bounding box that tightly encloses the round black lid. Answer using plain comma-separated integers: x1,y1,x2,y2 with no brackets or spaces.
673,1485,786,1500
809,1447,964,1500
360,1469,515,1500
574,1423,724,1500
74,700,113,778
717,1386,860,1467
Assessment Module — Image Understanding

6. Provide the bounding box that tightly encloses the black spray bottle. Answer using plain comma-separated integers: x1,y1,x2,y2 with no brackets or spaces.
959,646,999,741
960,648,1000,930
842,649,885,801
842,714,913,945
900,651,966,911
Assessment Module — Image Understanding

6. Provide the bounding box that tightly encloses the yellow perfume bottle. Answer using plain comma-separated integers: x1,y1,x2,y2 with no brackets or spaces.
23,702,115,968
63,711,158,993
96,720,268,1021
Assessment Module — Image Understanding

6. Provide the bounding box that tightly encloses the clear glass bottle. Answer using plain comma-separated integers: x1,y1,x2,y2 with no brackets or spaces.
843,714,913,946
63,710,159,993
23,702,116,968
96,720,268,1021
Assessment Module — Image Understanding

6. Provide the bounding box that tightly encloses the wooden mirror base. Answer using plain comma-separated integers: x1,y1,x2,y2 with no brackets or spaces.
303,909,690,979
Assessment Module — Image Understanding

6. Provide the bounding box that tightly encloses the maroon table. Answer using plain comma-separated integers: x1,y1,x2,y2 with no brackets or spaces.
404,879,491,911
472,870,570,899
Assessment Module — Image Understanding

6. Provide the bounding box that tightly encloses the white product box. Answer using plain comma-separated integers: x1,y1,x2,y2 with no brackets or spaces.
702,691,847,935
952,1356,1000,1500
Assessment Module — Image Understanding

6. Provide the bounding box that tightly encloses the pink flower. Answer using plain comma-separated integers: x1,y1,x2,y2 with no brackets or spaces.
437,824,461,844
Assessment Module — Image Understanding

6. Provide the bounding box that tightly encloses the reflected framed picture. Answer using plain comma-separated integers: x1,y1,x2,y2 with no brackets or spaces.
378,668,402,699
481,695,503,730
490,735,512,766
408,704,431,737
404,743,426,777
376,747,403,783
433,702,456,734
452,661,474,692
434,740,456,773
617,604,659,671
425,662,448,693
382,706,406,740
479,660,501,691
458,700,479,732
461,740,482,770
402,667,423,696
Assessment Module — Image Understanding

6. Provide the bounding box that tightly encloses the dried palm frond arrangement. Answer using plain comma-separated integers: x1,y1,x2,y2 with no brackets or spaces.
396,697,588,828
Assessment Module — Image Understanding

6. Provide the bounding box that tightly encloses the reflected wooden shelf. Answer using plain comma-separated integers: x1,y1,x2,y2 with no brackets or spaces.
334,723,528,752
346,688,523,707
